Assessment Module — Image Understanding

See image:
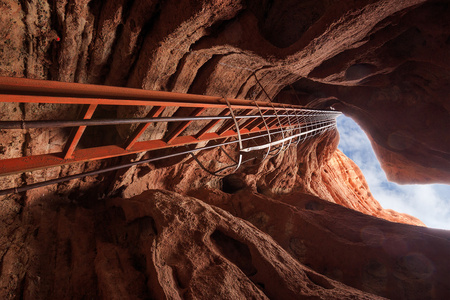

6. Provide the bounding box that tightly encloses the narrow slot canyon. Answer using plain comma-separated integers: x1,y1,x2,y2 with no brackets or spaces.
0,0,449,299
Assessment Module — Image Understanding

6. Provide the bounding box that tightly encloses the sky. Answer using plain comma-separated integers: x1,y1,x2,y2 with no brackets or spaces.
336,115,450,230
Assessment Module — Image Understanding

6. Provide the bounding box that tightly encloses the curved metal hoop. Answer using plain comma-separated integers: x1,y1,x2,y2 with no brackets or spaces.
224,97,244,173
281,104,293,152
186,97,244,175
184,102,341,176
292,106,303,145
269,102,285,157
254,101,272,161
188,146,245,176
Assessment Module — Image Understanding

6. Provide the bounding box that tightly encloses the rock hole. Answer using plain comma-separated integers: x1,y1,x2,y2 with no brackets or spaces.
149,216,158,236
137,166,152,178
131,253,147,273
129,216,158,236
17,273,27,300
211,229,257,276
221,174,246,194
305,271,334,289
256,185,263,194
172,267,187,289
256,184,270,195
67,191,78,202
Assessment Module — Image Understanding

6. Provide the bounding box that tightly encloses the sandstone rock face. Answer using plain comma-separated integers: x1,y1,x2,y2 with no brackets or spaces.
276,1,450,184
194,189,450,300
292,131,424,226
1,0,447,184
1,0,450,299
308,149,425,227
1,189,449,299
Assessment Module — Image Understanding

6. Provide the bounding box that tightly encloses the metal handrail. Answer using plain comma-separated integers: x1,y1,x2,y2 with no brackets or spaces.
0,113,330,129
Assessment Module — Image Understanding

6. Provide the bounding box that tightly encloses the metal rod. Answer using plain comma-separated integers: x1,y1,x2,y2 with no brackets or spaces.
165,107,205,144
217,109,253,135
0,121,302,177
0,140,240,196
124,106,165,150
0,128,291,196
0,77,260,108
0,113,315,129
63,104,98,159
268,102,286,157
224,98,243,173
1,94,346,115
0,122,326,197
246,109,273,131
281,105,294,152
255,102,272,161
195,109,230,139
241,123,336,152
0,77,347,115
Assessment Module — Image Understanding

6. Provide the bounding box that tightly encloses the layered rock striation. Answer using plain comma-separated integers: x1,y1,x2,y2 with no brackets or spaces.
1,0,449,299
2,189,449,299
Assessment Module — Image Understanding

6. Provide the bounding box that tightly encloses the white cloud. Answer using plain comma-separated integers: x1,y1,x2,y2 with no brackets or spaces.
337,115,450,230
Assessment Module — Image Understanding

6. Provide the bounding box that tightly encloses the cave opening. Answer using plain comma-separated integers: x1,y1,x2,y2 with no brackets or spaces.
337,115,450,230
221,174,246,194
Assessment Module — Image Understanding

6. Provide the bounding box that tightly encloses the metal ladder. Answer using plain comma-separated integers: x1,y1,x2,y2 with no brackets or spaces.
0,77,341,195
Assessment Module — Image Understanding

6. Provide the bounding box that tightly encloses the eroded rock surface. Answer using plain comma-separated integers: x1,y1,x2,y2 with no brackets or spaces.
1,189,449,299
307,149,425,226
194,188,450,299
1,0,449,299
2,0,448,185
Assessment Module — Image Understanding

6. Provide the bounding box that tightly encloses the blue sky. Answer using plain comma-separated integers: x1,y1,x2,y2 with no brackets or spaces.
337,115,450,230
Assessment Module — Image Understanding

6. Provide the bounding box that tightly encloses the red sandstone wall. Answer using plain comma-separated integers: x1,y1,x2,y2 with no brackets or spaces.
1,0,449,298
